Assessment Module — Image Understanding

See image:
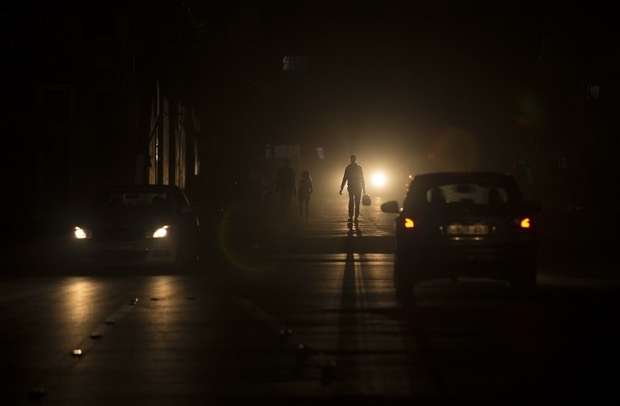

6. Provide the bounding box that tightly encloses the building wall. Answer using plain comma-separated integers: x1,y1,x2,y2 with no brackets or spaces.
1,5,200,224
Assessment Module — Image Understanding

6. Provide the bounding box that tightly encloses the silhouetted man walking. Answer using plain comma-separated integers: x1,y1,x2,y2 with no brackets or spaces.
339,154,366,222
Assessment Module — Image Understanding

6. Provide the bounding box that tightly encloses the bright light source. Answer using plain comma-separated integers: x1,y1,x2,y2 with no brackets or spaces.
404,218,415,228
371,172,386,187
520,218,531,229
74,227,89,239
152,226,169,238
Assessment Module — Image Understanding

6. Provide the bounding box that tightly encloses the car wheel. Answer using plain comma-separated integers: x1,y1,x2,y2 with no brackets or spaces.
509,262,537,299
394,251,414,301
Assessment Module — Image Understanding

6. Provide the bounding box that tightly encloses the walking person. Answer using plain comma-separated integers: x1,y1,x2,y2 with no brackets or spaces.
298,170,313,221
339,154,366,222
275,158,296,224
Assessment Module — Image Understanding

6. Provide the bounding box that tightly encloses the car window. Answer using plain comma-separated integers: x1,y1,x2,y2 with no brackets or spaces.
425,183,509,205
90,191,172,214
404,175,522,210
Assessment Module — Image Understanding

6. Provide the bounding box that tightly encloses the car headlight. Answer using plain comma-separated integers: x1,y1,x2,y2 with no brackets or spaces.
73,226,91,239
149,225,170,238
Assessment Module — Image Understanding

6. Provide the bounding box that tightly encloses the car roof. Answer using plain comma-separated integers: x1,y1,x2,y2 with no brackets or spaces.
97,184,184,193
411,172,517,186
403,172,523,206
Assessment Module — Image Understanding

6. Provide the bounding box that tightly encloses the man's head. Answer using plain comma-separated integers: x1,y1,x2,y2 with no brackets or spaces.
350,154,357,163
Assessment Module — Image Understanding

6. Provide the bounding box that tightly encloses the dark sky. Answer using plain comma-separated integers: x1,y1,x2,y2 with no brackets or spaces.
232,1,546,169
3,0,615,172
226,0,617,171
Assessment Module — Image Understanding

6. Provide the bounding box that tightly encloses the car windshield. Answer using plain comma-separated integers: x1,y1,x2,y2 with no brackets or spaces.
426,183,510,205
89,191,172,215
404,174,523,210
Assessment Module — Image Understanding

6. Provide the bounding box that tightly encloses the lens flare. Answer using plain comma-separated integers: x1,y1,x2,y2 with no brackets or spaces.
219,200,278,273
430,127,480,171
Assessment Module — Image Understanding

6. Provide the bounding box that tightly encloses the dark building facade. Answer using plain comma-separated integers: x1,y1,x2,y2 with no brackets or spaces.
1,2,202,227
534,8,619,209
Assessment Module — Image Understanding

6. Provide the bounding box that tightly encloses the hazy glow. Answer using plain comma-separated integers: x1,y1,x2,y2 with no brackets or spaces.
520,218,531,229
61,278,99,326
144,276,178,326
371,172,387,187
431,127,480,171
404,218,415,228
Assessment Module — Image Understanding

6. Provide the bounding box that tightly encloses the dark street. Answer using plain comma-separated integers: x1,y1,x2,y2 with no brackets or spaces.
2,196,619,404
2,1,619,404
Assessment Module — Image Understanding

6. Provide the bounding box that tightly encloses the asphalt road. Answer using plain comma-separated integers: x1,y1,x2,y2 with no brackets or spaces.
2,195,619,405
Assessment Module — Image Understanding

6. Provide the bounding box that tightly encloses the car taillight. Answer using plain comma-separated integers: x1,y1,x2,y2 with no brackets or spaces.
509,217,532,229
404,217,415,229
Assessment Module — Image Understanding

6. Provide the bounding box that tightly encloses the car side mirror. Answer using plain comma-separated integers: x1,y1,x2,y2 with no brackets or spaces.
381,201,400,213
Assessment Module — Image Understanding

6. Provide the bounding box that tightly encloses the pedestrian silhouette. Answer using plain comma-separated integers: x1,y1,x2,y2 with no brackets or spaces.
339,154,366,222
298,169,313,220
275,158,296,224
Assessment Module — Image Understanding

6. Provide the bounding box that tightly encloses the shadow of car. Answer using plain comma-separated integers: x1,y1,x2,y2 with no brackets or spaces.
381,172,541,300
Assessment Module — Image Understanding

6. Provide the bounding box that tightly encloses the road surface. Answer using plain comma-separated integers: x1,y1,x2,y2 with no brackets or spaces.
2,195,619,404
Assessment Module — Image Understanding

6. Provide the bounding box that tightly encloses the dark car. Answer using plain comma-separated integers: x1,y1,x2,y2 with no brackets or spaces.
381,172,541,299
71,184,200,270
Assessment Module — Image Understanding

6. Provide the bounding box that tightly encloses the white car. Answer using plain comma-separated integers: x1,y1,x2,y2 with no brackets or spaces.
72,184,200,270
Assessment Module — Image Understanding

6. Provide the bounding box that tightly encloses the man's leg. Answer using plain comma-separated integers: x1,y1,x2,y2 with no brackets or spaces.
281,190,293,223
354,193,361,218
348,192,354,219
